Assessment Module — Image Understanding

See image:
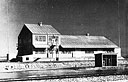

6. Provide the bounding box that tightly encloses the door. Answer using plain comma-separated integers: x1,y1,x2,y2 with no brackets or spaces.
95,54,102,67
112,55,117,66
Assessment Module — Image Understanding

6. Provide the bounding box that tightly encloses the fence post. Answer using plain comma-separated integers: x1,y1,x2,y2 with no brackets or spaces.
7,54,9,62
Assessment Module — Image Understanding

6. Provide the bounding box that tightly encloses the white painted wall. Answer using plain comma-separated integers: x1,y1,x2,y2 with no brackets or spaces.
59,58,76,61
59,51,94,58
73,51,86,57
22,55,34,62
114,47,121,57
22,53,48,62
33,54,47,58
59,53,72,58
84,53,94,57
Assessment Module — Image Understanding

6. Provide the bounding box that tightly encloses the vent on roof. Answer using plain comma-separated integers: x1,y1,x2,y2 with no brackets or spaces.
38,22,43,26
86,33,90,36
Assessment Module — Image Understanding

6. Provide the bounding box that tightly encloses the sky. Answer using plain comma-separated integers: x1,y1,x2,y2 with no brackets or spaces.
0,0,127,59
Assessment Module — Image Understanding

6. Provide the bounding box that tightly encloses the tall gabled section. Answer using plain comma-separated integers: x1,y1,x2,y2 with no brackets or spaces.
17,25,33,57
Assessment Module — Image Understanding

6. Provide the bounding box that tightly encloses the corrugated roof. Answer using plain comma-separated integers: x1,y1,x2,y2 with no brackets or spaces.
24,24,60,34
60,35,118,48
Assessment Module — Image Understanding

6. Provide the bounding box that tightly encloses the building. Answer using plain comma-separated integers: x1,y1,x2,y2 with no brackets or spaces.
17,22,60,62
0,55,8,62
17,22,121,66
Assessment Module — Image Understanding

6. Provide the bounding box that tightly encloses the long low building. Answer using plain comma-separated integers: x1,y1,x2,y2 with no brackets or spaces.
17,22,121,67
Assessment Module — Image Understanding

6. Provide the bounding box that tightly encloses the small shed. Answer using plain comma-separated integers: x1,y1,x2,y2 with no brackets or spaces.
95,53,117,67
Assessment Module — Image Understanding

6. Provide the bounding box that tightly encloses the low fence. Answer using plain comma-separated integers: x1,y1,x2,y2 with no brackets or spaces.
0,56,7,62
0,58,128,72
0,61,95,72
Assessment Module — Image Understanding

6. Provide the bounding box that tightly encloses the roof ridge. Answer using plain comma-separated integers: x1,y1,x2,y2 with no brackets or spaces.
60,35,104,37
24,23,51,26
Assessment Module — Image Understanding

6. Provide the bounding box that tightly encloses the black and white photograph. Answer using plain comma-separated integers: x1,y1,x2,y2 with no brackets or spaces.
0,0,127,82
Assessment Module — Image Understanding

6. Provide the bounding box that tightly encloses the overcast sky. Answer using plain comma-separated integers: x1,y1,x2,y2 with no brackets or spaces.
0,0,127,59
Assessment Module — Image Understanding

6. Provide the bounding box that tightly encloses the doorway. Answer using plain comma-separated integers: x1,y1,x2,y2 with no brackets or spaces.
95,54,102,67
95,53,117,67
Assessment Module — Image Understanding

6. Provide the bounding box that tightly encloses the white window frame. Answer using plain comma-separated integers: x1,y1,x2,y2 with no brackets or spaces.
35,35,46,42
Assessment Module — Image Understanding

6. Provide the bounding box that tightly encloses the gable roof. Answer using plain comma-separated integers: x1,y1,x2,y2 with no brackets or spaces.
24,24,60,35
60,35,118,48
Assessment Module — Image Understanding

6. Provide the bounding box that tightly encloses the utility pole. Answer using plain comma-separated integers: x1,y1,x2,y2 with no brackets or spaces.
118,0,121,47
7,0,9,61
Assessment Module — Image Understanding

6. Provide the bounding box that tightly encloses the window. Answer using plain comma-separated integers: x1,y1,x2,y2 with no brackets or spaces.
107,50,114,53
35,50,46,54
26,57,29,60
85,51,94,53
35,36,38,41
103,55,117,66
39,36,46,42
62,51,71,54
35,35,46,42
39,36,43,41
49,36,52,42
48,35,59,43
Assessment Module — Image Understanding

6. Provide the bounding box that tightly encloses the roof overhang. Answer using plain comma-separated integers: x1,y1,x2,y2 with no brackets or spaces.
60,44,118,48
33,44,49,48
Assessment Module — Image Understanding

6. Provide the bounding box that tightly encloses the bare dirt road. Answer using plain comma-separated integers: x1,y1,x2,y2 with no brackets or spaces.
0,67,128,82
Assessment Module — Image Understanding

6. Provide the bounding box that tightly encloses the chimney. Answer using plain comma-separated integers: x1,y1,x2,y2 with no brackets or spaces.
38,22,43,26
86,33,90,36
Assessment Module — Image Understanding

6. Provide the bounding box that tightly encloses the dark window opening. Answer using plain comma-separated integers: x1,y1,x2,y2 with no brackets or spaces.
95,53,117,67
26,57,29,60
103,55,117,66
34,48,46,54
72,53,73,57
47,53,48,58
48,35,59,44
85,51,94,53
